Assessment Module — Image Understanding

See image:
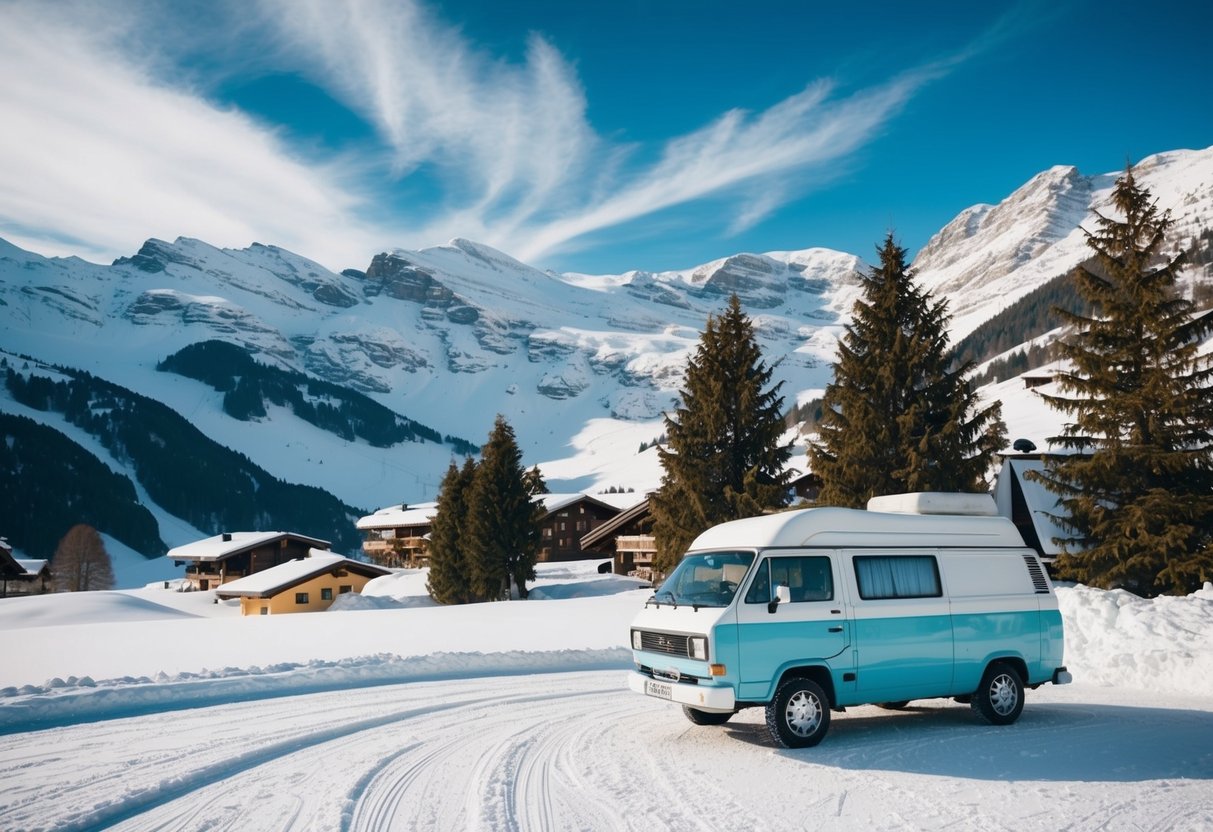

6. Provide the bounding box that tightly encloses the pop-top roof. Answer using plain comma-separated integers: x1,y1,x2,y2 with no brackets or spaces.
690,501,1025,551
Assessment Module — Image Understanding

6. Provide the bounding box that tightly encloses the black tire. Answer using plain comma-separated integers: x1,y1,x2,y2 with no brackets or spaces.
682,706,733,726
877,701,911,710
971,662,1025,725
765,677,831,748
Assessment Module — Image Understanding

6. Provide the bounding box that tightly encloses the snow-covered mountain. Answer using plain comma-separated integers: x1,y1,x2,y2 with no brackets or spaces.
1,145,1210,558
912,148,1213,339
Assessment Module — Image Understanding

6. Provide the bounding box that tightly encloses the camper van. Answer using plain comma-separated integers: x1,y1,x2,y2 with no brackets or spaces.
627,492,1071,748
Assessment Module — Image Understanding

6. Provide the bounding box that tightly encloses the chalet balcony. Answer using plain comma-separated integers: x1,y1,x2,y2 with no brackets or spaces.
614,535,656,557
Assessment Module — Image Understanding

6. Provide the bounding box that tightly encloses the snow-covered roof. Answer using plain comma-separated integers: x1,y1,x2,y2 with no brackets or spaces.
213,551,390,598
356,502,438,531
535,492,619,516
358,493,623,530
167,531,331,562
590,492,647,511
15,559,49,576
994,458,1072,557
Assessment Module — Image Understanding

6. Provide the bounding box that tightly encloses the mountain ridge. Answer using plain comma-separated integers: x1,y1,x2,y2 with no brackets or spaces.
1,145,1210,560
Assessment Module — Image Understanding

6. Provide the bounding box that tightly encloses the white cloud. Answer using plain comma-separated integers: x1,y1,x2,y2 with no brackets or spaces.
257,0,945,264
0,0,954,272
0,3,391,269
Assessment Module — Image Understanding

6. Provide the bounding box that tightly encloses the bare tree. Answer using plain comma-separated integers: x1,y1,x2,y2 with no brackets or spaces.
52,524,114,592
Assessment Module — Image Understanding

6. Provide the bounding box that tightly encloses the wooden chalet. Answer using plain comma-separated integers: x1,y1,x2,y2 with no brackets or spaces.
169,531,331,591
214,551,390,615
355,493,624,567
0,539,28,598
535,493,622,563
788,470,822,503
7,559,52,595
355,502,437,567
578,497,656,579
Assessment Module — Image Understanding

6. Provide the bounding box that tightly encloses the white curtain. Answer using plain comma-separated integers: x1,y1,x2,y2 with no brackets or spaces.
855,556,939,599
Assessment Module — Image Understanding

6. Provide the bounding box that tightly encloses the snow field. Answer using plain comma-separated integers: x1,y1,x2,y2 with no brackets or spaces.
0,562,1211,830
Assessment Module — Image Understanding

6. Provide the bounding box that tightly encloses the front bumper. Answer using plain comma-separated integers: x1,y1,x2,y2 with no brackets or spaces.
1052,666,1073,685
628,672,736,713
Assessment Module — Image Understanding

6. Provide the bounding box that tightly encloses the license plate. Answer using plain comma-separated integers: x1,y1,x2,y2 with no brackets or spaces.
645,680,672,700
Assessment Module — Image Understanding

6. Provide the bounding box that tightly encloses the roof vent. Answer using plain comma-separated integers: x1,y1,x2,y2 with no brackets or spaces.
866,492,997,516
221,532,232,542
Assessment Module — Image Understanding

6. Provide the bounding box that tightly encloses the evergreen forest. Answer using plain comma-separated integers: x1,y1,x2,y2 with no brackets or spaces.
3,360,365,555
0,412,163,560
158,340,478,455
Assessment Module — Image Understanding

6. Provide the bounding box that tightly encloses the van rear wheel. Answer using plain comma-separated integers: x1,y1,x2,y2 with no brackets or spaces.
972,662,1024,725
682,706,732,726
765,678,830,748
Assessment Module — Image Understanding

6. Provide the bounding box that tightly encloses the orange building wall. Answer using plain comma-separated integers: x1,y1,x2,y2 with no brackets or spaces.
239,568,376,616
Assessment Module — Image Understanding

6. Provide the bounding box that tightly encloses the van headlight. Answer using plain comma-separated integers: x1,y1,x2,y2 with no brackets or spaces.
688,636,708,660
632,630,643,650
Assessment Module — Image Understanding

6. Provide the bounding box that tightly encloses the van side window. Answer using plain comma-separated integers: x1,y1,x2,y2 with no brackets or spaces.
854,555,941,600
744,559,770,604
745,557,833,603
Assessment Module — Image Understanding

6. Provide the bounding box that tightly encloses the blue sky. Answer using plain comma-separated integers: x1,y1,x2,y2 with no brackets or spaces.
1,0,1210,275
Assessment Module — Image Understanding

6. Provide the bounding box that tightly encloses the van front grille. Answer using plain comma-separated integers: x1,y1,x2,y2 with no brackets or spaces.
637,630,690,658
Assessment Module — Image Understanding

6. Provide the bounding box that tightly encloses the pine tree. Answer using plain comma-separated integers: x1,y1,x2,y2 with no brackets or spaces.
51,524,114,592
1032,167,1213,596
522,464,548,496
465,416,543,600
425,457,477,604
650,295,793,575
810,233,1005,507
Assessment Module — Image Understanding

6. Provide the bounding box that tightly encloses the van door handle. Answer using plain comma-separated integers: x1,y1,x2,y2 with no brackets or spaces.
828,626,843,633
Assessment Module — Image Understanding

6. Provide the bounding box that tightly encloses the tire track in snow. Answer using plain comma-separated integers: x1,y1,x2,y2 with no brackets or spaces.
5,676,1212,831
343,683,635,831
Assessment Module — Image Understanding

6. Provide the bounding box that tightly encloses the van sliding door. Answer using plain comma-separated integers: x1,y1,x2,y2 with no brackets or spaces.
846,552,954,701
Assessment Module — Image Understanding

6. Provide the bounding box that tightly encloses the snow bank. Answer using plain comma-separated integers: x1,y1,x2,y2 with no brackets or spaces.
1056,582,1213,696
0,648,631,734
0,590,203,628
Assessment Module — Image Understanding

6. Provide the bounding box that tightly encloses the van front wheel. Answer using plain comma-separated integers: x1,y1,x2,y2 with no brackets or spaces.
972,662,1024,725
765,678,830,748
682,706,732,726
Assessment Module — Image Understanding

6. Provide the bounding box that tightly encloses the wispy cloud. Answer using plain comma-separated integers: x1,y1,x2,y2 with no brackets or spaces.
0,2,394,268
0,0,965,271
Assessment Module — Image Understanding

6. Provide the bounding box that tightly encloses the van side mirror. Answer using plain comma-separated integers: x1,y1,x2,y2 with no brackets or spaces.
768,583,791,614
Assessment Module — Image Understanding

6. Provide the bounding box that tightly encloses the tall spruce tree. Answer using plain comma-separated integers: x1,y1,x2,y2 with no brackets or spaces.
650,295,793,575
425,457,477,604
465,415,543,600
810,233,1005,507
1032,167,1213,596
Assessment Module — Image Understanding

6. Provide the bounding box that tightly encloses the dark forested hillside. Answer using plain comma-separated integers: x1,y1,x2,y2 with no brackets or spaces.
0,412,164,559
952,269,1096,370
3,361,366,554
158,341,478,455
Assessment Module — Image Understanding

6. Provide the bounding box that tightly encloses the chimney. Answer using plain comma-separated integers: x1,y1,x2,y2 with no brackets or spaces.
221,532,232,542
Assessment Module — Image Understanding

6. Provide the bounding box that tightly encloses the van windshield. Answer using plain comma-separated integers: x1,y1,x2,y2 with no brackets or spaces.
652,551,755,608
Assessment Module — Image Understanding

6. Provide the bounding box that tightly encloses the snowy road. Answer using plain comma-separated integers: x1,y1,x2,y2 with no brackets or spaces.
2,671,1211,832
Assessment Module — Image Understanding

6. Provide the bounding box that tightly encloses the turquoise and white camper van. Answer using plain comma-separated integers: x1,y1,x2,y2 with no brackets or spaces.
627,492,1071,748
